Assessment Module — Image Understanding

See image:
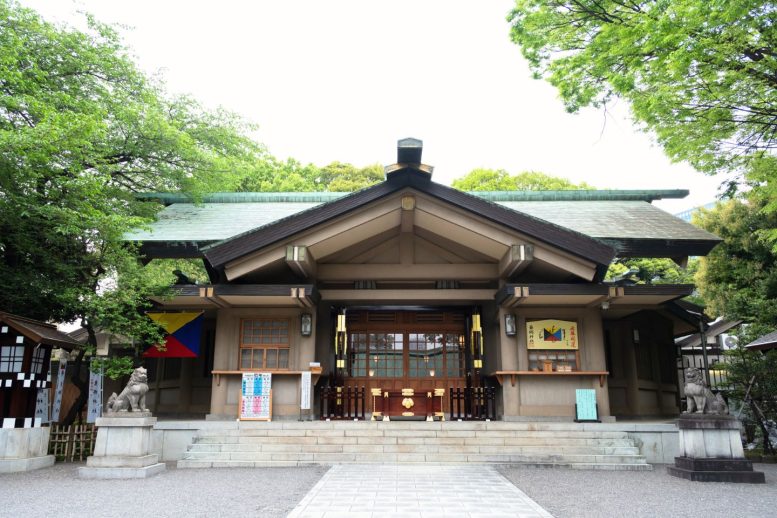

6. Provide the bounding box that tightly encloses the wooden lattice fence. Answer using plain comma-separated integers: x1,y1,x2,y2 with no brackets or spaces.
48,424,97,462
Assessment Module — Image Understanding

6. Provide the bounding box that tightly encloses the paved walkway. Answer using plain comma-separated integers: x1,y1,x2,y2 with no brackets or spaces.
287,464,553,518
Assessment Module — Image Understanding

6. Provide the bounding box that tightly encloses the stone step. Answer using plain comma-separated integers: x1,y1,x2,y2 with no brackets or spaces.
193,435,636,448
180,450,647,464
176,459,652,471
187,442,640,455
177,422,652,471
194,430,631,441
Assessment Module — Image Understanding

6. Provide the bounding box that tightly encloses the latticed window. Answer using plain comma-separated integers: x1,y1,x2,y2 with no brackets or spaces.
240,319,290,370
31,346,47,374
408,333,465,378
0,345,24,372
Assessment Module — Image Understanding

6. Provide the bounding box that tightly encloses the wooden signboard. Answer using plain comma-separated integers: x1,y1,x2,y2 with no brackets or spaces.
239,372,272,421
574,388,599,423
526,319,579,350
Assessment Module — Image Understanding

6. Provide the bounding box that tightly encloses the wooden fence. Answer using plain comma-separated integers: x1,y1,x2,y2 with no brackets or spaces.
320,386,366,420
48,424,97,462
450,387,497,421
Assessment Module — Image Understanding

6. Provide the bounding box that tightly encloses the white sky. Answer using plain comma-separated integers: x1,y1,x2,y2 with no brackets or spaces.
21,0,723,213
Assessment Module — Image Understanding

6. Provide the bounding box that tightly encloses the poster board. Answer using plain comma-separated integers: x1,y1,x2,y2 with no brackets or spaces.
574,388,599,422
527,319,578,350
239,372,272,421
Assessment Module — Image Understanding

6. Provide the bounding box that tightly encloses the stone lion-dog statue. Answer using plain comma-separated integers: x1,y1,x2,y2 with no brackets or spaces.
106,367,149,413
684,367,728,415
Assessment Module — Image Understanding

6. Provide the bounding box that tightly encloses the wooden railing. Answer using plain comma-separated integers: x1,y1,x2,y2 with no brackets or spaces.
48,424,96,462
320,386,366,420
449,387,496,421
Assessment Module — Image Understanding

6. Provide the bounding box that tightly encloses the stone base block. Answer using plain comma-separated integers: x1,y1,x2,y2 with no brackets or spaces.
79,462,166,479
86,454,160,469
668,456,765,483
0,454,55,473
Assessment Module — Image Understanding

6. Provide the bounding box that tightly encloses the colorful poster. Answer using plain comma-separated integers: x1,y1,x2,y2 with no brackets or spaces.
144,312,203,358
51,355,67,423
240,372,272,420
526,319,578,350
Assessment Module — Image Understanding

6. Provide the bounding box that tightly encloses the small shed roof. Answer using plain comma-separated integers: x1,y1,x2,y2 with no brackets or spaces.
745,330,777,351
0,312,80,350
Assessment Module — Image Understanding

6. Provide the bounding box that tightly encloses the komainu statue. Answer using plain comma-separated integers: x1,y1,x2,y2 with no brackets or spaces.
684,367,728,415
106,367,149,413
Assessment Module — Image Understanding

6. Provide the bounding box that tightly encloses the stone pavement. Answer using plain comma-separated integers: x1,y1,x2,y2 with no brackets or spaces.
287,464,553,518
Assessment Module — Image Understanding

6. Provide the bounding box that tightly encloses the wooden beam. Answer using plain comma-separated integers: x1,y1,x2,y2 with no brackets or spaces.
320,289,496,301
317,263,498,281
499,244,534,279
286,245,316,278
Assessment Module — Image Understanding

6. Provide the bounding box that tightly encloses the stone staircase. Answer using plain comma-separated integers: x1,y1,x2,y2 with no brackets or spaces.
177,421,652,470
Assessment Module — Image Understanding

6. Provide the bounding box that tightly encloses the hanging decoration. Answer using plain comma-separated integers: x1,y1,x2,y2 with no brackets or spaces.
334,310,347,372
471,312,483,371
143,312,203,358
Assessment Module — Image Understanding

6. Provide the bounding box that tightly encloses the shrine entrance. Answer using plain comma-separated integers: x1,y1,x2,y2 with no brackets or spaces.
342,309,472,418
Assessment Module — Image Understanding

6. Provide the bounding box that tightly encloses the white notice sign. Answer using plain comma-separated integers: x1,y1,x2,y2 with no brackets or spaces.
300,371,311,410
86,364,103,423
51,356,67,423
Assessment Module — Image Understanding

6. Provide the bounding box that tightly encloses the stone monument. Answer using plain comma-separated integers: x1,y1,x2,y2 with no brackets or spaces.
667,368,764,483
79,367,165,479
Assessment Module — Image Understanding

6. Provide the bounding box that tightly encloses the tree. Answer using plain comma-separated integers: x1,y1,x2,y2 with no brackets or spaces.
507,1,777,237
0,1,265,422
693,199,777,340
606,257,697,285
235,158,383,192
451,168,594,191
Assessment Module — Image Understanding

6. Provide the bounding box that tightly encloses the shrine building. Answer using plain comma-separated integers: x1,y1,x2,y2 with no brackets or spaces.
125,138,720,423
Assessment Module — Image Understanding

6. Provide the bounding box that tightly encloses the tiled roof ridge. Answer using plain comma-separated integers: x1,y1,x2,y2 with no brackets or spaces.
137,189,689,205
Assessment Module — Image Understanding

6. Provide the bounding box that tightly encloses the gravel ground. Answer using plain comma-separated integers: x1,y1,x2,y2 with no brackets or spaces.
3,462,776,518
0,463,329,518
498,463,777,518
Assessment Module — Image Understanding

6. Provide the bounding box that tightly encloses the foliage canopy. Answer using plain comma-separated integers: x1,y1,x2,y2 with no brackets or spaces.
451,168,594,191
0,0,265,392
508,0,777,236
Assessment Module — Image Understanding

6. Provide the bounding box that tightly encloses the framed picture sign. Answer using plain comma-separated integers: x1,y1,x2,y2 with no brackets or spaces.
526,319,579,350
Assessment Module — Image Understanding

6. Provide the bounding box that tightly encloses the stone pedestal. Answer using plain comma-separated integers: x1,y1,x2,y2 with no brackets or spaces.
0,427,55,473
667,414,765,483
79,415,165,479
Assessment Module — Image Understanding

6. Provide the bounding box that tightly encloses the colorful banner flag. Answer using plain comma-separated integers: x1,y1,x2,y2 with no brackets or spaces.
526,319,578,350
143,312,203,358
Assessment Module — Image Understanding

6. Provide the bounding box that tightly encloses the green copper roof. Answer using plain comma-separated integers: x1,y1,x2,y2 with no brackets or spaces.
126,193,715,246
496,201,716,241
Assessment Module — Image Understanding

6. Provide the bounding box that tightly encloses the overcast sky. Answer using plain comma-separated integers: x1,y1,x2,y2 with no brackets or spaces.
21,0,723,213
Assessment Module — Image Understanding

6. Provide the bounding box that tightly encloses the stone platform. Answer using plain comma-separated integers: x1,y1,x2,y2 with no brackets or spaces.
0,427,55,473
79,415,165,479
667,414,765,483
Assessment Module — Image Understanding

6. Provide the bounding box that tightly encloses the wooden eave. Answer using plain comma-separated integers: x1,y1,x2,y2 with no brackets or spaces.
496,283,694,308
151,284,320,308
0,312,80,350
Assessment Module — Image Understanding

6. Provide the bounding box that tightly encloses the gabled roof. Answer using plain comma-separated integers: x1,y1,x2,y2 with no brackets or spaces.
202,167,616,269
0,312,80,350
126,190,719,261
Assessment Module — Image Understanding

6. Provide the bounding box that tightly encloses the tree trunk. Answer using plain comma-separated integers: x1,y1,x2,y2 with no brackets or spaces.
60,323,98,426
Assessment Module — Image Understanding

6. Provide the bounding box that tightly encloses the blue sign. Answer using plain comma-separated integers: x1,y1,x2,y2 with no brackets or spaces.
575,389,599,422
